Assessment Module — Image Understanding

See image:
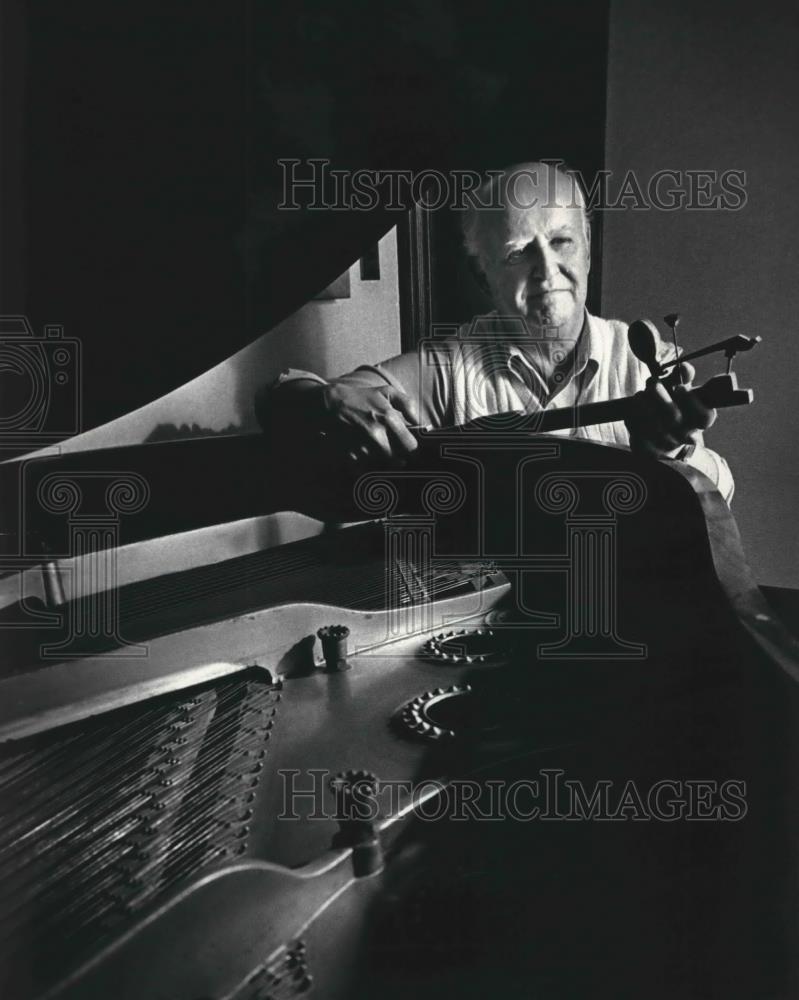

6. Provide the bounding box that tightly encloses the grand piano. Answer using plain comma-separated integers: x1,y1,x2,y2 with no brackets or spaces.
2,3,798,998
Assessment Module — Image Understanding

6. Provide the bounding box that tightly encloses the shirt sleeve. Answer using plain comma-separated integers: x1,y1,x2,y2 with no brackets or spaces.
270,368,329,388
655,336,735,504
335,347,453,428
682,444,735,504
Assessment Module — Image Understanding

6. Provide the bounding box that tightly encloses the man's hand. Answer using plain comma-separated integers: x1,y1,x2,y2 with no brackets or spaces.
625,362,717,459
320,381,420,466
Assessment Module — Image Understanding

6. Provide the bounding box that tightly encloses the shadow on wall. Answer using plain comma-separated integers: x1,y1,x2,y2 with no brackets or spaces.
25,229,401,458
149,225,401,442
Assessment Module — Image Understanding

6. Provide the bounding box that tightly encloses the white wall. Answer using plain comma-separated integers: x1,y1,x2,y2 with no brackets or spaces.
603,0,799,587
28,227,401,454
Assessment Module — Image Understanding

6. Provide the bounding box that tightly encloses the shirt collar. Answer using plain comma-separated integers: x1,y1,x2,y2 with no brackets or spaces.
502,309,600,392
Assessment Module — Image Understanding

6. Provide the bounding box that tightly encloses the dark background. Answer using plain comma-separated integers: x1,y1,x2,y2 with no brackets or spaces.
1,0,609,429
601,0,799,588
3,0,795,585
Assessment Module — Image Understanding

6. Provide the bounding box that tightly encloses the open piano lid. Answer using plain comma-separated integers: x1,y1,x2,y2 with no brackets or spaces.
12,0,609,431
2,1,610,547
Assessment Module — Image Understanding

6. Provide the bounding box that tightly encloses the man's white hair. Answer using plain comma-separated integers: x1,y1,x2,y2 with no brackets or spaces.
461,161,591,264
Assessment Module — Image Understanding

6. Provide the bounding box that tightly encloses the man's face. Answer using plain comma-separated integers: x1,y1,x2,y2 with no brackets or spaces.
477,169,591,339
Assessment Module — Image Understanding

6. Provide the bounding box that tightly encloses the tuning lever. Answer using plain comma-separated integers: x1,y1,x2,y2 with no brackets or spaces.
694,373,754,409
658,334,762,372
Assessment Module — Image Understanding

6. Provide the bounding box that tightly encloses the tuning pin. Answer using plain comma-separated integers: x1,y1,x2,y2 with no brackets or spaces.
663,313,683,384
317,625,351,671
627,319,662,380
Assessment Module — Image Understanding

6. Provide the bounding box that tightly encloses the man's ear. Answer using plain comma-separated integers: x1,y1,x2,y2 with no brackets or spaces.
467,255,492,297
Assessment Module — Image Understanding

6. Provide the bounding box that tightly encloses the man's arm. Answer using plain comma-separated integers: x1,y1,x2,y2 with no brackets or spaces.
624,356,735,503
259,343,734,501
256,351,430,466
680,441,735,502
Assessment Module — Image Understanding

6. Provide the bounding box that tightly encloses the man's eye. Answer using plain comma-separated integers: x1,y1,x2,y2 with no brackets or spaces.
505,248,525,264
551,237,572,248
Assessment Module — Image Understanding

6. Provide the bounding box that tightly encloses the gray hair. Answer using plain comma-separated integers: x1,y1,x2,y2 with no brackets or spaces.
461,161,591,263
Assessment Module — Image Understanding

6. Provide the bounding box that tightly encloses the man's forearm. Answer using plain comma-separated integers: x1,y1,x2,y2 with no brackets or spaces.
254,370,327,436
256,361,415,431
682,443,735,503
256,363,412,444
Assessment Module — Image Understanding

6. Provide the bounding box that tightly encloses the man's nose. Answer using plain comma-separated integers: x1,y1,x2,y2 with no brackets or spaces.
528,239,559,281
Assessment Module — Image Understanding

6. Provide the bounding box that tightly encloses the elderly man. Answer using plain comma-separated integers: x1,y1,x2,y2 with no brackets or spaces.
262,162,733,502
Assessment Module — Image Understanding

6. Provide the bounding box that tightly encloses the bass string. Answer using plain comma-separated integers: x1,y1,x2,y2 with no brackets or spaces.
59,546,324,625
0,745,172,857
113,536,472,617
130,739,268,853
115,561,462,616
61,517,482,620
0,672,274,818
6,593,456,906
0,682,275,866
0,697,214,848
0,787,158,892
0,807,148,935
0,729,90,782
131,794,251,886
0,685,275,976
116,536,364,609
0,719,213,909
137,736,268,833
2,743,263,948
0,687,186,775
10,856,150,951
117,559,486,627
61,839,234,951
296,563,493,610
113,572,490,651
0,727,115,793
0,822,216,963
0,682,277,927
0,711,191,838
63,845,234,947
1,789,245,957
2,723,188,880
36,788,242,927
